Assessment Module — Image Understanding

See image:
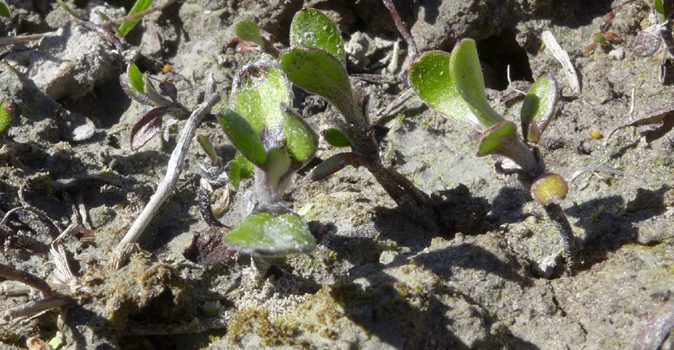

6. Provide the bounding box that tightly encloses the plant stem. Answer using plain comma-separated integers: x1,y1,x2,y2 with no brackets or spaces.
543,203,576,272
381,0,418,61
114,93,220,268
0,263,53,297
2,295,73,322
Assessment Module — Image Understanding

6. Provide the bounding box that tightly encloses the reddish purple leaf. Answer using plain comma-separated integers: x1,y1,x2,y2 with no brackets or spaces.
130,106,181,150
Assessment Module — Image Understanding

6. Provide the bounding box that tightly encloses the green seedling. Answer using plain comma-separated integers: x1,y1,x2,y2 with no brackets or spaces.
118,0,154,37
0,99,15,135
122,62,190,150
270,8,444,232
411,39,577,271
0,1,11,18
216,61,318,256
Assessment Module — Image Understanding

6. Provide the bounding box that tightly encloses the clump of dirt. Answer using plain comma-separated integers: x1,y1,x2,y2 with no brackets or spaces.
1,0,673,349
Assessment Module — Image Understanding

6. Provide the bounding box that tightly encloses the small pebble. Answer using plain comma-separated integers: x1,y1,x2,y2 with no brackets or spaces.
590,130,604,140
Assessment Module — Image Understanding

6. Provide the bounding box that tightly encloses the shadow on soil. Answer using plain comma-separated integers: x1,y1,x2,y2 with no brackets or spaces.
567,185,670,272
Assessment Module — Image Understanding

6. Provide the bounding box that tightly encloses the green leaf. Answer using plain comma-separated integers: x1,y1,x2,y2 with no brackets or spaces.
231,62,292,135
233,19,264,46
520,76,559,144
227,153,254,188
0,1,11,18
118,0,154,38
223,212,316,257
197,134,219,166
0,100,15,135
322,128,351,147
127,63,145,94
477,121,518,157
289,8,346,66
449,39,503,128
280,47,365,127
656,0,665,14
410,51,485,128
219,109,268,168
284,112,317,162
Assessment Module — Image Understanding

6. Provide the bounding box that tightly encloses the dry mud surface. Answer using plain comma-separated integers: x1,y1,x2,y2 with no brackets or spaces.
1,0,674,349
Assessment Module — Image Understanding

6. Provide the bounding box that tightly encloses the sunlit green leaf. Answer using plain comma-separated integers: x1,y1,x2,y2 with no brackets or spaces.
411,51,473,125
223,212,316,257
127,63,145,94
290,8,346,65
0,100,15,135
280,47,365,127
0,1,11,18
520,76,559,144
323,128,351,147
227,153,254,188
477,121,518,157
232,62,291,134
118,0,154,37
233,19,264,46
449,39,503,128
284,112,317,162
219,109,268,168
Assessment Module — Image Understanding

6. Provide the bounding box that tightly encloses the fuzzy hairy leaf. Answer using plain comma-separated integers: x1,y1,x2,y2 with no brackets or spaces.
0,1,11,18
520,76,559,144
127,63,145,94
118,0,154,37
290,8,346,65
284,111,318,162
223,212,316,257
233,19,264,46
280,47,365,127
227,154,254,188
450,39,503,129
323,128,351,147
219,109,268,167
231,62,291,134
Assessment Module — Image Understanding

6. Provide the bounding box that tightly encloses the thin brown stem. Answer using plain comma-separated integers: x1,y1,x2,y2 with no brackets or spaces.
381,0,418,61
0,263,53,297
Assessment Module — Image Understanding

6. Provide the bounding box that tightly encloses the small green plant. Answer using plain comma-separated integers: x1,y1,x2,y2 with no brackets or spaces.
230,8,445,231
117,0,154,38
0,1,11,18
122,62,190,150
410,39,577,270
0,99,15,135
216,61,318,256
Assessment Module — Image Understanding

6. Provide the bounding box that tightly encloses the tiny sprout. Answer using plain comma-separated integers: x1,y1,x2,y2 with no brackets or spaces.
0,99,15,135
233,19,264,47
411,38,577,270
531,173,569,206
117,0,154,38
128,62,145,94
593,33,610,47
218,61,318,256
0,1,11,18
278,8,444,231
197,134,219,166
